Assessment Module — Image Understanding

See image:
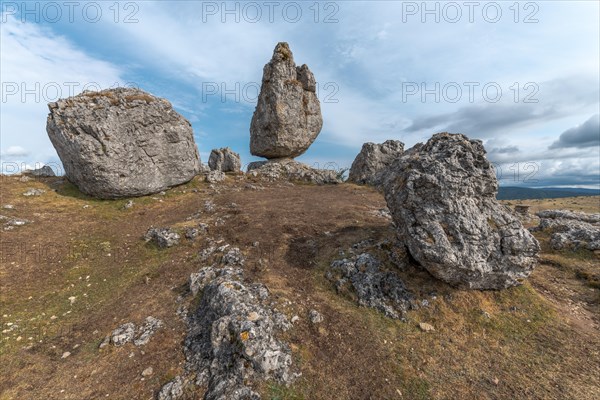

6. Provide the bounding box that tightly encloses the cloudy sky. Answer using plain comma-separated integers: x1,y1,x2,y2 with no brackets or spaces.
1,1,599,188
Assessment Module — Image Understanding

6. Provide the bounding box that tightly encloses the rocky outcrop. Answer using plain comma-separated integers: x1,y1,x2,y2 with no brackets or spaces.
183,266,294,399
46,88,200,199
327,253,413,319
100,316,163,348
23,165,56,177
144,227,180,248
208,147,241,172
348,140,404,187
536,209,600,224
383,132,540,290
247,159,340,184
532,210,600,251
250,42,322,159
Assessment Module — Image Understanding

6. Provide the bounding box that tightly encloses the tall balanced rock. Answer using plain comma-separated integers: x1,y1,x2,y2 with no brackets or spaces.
383,133,540,290
250,42,323,159
47,88,200,199
348,140,404,187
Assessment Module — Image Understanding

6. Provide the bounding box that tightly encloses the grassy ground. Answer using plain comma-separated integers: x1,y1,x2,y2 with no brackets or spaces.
1,175,598,399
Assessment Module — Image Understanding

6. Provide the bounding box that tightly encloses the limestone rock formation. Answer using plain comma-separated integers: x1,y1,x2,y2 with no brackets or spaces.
208,147,241,172
250,42,322,159
348,140,404,187
46,88,200,199
184,265,294,399
327,253,413,319
532,210,600,251
247,159,340,184
383,133,540,290
23,165,56,177
144,227,180,248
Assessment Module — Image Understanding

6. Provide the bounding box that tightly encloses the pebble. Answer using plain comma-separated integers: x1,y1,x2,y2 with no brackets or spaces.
418,322,435,332
61,352,71,359
142,367,153,377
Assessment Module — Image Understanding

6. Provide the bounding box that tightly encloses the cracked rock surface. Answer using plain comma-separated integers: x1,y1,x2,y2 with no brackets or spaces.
383,132,540,290
160,245,295,400
46,87,200,199
348,140,404,187
250,42,322,159
533,210,600,251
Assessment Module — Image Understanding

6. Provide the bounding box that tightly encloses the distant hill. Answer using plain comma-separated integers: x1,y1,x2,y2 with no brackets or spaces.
497,186,600,200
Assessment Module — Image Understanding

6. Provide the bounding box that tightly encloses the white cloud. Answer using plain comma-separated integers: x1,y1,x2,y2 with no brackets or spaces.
0,15,124,171
0,145,29,157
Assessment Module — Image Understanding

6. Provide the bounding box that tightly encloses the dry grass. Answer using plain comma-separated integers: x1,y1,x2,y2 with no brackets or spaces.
1,177,599,400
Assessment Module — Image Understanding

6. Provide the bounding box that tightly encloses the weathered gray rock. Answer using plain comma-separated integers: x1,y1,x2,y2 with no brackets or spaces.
308,310,323,324
134,316,164,346
327,253,413,319
144,227,180,248
536,209,600,224
24,165,56,177
208,147,241,172
383,132,540,290
250,42,322,159
247,159,340,184
109,322,136,347
46,88,200,199
157,376,185,400
206,170,226,183
533,211,600,251
105,317,164,348
348,140,404,187
184,266,294,400
23,188,45,196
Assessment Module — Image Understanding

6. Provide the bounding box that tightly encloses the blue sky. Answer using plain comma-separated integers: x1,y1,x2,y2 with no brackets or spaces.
1,1,599,188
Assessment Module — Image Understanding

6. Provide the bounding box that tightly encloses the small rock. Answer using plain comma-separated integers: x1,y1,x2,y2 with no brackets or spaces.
61,351,71,359
291,315,300,323
123,200,134,209
141,367,153,377
144,227,180,248
418,322,435,332
23,188,45,196
308,310,323,324
110,322,136,346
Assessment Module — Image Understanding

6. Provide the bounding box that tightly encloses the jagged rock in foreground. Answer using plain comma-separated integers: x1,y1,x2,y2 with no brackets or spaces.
383,133,540,290
327,252,413,319
247,159,340,184
208,147,242,173
348,140,404,187
532,210,600,251
163,262,294,400
46,88,200,199
250,42,322,159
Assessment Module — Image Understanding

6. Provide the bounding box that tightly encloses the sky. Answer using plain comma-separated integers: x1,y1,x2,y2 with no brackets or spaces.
1,0,599,188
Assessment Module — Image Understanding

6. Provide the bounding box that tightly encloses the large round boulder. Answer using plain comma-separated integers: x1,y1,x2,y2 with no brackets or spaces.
46,88,200,198
250,42,323,159
383,133,540,290
348,140,404,187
